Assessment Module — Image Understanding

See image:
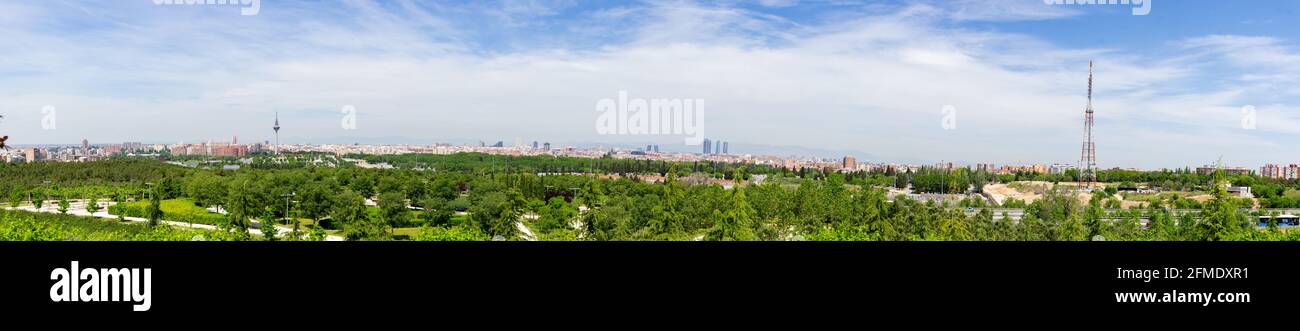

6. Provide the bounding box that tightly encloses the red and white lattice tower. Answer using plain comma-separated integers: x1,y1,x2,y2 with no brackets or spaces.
1080,61,1097,189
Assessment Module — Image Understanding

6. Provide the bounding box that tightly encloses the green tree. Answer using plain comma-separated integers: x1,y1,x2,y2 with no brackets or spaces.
330,190,367,226
146,189,163,228
1104,197,1122,209
1001,197,1027,208
706,188,757,241
1058,213,1087,241
1144,209,1172,241
537,197,576,233
648,171,687,237
223,177,259,233
286,222,303,241
414,224,488,241
333,189,387,241
1266,211,1280,233
298,181,333,226
491,189,527,239
1083,198,1106,239
185,173,227,213
57,196,70,214
1199,172,1246,241
346,213,390,241
937,214,973,241
0,214,63,241
420,197,453,227
582,201,630,241
378,191,410,232
32,191,45,210
86,197,101,214
307,225,327,241
8,191,21,209
260,209,278,241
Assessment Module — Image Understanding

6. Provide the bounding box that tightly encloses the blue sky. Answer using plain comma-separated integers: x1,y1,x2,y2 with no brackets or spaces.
3,0,1300,169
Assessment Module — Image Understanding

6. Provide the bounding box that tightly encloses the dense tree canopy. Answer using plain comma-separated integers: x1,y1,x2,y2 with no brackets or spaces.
1,154,1295,241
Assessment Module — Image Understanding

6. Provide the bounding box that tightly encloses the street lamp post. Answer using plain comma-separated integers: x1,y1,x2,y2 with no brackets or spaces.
281,191,297,225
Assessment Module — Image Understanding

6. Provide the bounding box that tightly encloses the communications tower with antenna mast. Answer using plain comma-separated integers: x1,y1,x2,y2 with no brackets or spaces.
1080,61,1097,190
273,112,281,155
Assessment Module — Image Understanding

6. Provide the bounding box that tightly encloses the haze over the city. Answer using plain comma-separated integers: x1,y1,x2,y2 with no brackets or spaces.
2,0,1300,168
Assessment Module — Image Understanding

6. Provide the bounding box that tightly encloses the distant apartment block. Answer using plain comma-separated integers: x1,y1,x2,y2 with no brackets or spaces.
25,148,42,163
168,136,254,157
1196,165,1252,176
1049,163,1076,175
1261,164,1300,180
783,159,800,171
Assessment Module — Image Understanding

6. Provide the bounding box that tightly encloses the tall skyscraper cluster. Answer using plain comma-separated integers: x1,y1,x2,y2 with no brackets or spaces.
701,138,730,155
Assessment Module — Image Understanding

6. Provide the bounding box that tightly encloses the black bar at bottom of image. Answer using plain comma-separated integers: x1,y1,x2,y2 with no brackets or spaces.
0,242,1291,319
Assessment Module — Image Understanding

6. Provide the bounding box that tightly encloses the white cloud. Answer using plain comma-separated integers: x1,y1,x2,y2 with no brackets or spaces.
757,0,800,8
0,1,1297,169
944,0,1080,22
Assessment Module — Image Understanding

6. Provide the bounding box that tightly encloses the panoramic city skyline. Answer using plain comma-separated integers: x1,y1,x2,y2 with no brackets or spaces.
5,2,1299,319
3,1,1300,168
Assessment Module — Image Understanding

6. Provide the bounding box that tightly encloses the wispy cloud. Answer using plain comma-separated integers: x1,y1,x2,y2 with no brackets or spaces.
0,0,1296,169
944,0,1081,22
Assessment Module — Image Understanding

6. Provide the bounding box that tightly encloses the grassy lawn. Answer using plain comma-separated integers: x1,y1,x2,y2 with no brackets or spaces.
275,209,471,237
391,227,422,237
277,217,318,228
767,176,805,190
1121,191,1203,202
0,209,215,241
119,198,226,225
390,214,475,239
123,198,211,214
360,207,421,219
1285,189,1300,199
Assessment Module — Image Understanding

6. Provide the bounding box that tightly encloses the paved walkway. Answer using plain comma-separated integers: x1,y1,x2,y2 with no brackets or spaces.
4,200,344,241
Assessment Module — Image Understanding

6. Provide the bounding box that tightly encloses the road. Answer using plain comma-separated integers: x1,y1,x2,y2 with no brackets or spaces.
516,221,537,241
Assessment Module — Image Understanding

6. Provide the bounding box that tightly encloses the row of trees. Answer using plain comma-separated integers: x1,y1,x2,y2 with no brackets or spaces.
2,155,1291,241
894,167,998,194
0,209,223,241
